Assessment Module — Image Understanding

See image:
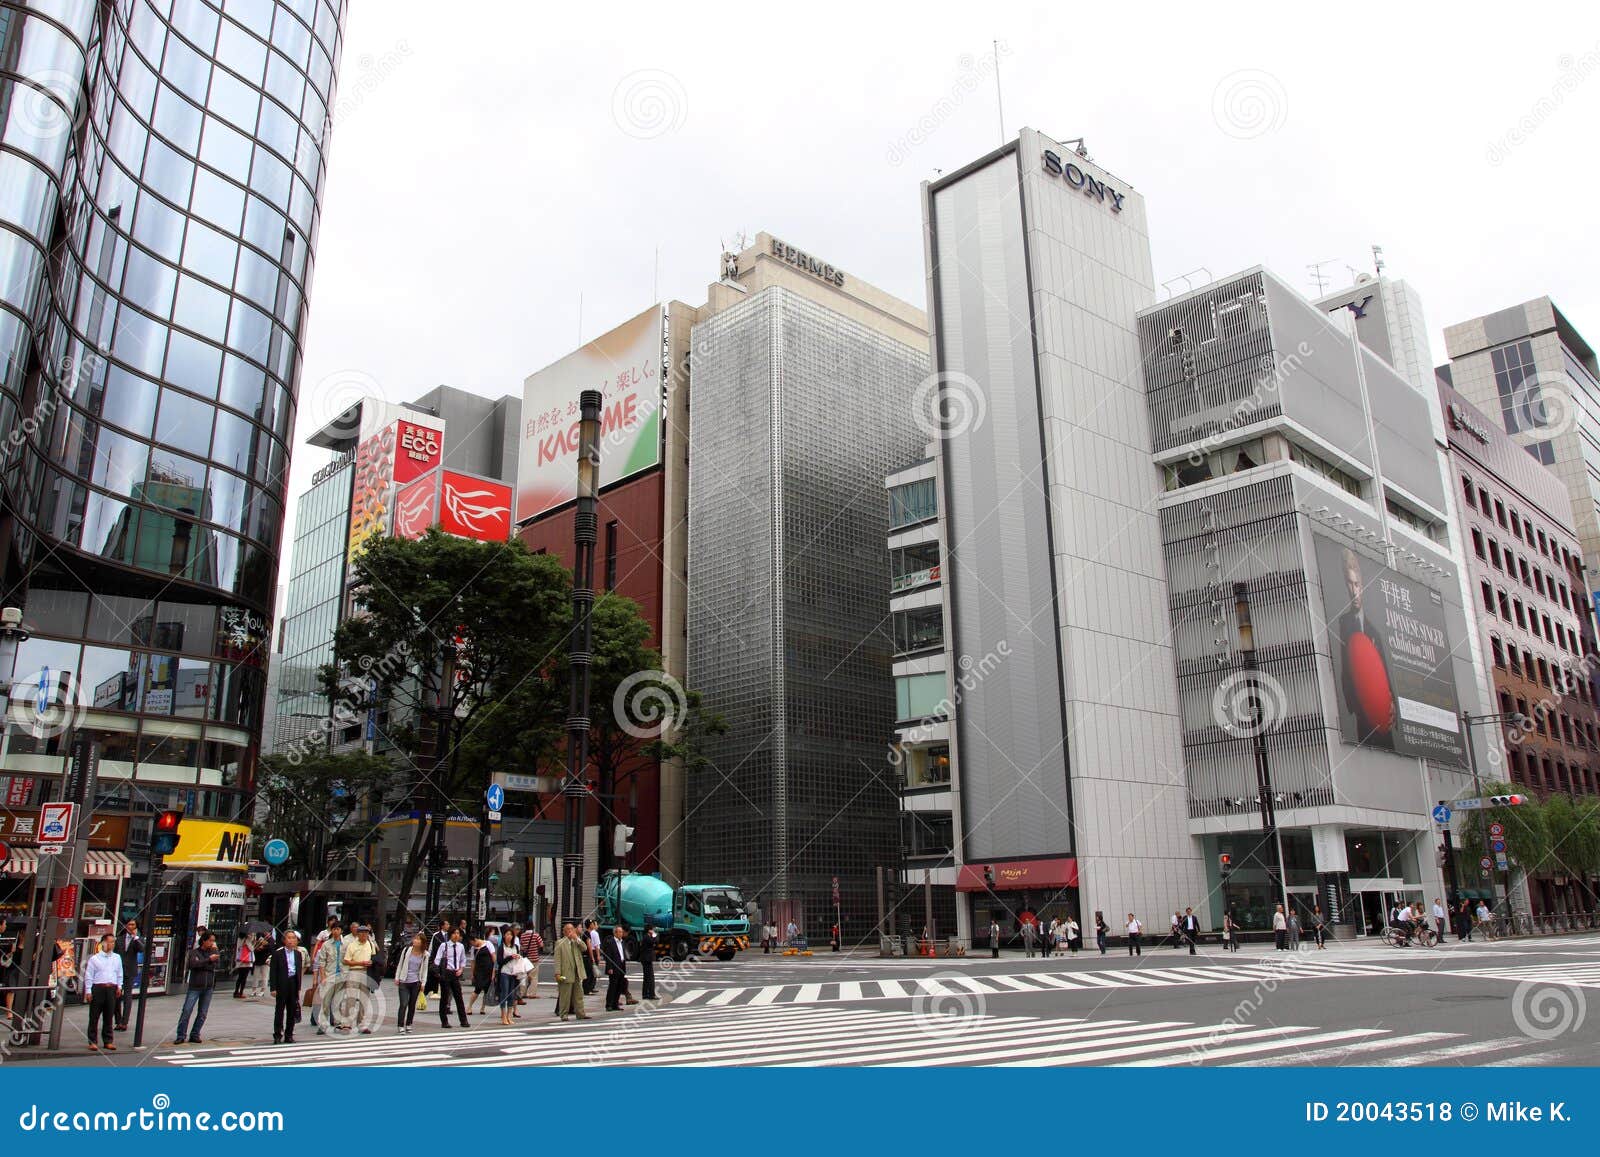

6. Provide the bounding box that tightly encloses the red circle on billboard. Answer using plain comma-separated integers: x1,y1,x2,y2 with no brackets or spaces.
1346,632,1394,732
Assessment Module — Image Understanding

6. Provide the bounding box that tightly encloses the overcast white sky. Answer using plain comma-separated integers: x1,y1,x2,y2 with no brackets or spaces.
281,0,1600,595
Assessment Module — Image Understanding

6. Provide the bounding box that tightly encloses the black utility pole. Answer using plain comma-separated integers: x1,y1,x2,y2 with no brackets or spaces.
560,390,603,928
422,652,455,927
131,860,164,1048
1233,582,1289,915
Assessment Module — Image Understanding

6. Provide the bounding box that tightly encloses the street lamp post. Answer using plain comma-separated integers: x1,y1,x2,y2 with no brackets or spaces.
1233,583,1290,917
560,390,603,928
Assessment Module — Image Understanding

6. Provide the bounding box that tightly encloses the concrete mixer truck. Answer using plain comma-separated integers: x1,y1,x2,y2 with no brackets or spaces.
596,870,750,961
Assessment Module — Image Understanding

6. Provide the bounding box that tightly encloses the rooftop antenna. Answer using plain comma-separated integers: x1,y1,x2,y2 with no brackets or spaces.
1307,260,1335,295
993,39,1005,143
1372,244,1386,275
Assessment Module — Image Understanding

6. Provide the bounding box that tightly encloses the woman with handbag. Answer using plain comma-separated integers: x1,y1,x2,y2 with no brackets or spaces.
394,934,429,1034
1064,915,1081,956
497,935,525,1026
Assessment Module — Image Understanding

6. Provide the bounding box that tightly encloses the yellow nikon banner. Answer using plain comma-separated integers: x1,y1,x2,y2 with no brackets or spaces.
166,820,252,872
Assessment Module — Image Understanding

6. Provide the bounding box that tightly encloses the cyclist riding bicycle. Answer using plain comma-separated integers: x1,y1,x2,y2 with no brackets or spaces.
1388,901,1418,939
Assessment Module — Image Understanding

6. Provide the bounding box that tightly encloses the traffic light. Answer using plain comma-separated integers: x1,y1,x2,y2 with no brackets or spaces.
1489,794,1526,807
613,824,635,858
152,810,183,857
496,845,514,873
1218,852,1232,877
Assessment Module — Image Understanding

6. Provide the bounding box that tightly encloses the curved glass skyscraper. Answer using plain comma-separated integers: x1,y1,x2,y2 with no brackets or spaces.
0,2,344,849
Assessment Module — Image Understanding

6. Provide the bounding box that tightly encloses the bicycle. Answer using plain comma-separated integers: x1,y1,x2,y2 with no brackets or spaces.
1383,922,1438,948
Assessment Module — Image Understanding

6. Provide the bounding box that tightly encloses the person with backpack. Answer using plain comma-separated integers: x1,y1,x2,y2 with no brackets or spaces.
231,934,253,998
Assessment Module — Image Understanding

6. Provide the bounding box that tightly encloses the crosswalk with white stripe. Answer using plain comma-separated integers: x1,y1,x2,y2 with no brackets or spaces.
1443,961,1600,988
667,958,1407,1008
155,1003,1593,1069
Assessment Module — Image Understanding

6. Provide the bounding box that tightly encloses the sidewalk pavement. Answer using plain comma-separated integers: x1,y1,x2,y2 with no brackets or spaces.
2,960,581,1066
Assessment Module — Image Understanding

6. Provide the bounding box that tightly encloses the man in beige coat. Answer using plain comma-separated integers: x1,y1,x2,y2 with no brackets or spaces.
554,922,588,1021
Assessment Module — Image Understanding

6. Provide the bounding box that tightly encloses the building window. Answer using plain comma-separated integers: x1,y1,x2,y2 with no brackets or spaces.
604,520,618,590
1492,339,1541,434
889,478,937,529
895,672,948,721
1481,581,1494,613
1491,636,1505,668
1472,528,1485,559
890,541,941,591
903,811,954,858
893,606,944,655
898,744,951,789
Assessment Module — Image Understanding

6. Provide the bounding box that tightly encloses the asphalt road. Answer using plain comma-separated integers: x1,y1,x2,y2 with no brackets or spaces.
13,932,1592,1068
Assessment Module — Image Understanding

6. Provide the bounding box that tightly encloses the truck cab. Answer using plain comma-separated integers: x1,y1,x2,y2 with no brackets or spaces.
674,885,750,961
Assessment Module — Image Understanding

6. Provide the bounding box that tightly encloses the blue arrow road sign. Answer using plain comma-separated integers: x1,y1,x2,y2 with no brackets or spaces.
486,783,505,812
263,838,290,865
1491,839,1506,854
1432,805,1451,825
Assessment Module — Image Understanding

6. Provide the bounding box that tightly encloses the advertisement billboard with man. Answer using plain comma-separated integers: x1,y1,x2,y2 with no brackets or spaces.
1313,534,1465,763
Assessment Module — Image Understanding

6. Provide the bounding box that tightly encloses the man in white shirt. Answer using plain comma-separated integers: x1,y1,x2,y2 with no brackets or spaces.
1125,914,1143,956
1430,898,1447,941
83,933,123,1050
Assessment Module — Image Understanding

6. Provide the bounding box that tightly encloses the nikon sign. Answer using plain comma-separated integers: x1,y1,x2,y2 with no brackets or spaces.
165,820,252,872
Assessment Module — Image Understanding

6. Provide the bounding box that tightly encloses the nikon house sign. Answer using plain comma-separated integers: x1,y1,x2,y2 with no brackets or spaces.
1042,150,1125,212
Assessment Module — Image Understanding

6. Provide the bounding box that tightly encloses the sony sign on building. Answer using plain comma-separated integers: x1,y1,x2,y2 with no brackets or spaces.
921,130,1205,936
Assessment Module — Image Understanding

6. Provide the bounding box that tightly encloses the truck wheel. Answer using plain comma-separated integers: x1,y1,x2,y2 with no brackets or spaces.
715,948,736,962
671,938,691,962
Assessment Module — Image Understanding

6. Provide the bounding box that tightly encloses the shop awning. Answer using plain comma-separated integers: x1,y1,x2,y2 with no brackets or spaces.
956,857,1078,892
0,849,131,878
1,848,39,876
83,851,132,879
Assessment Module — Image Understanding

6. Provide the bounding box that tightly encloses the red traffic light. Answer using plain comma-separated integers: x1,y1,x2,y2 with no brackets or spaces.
1489,794,1525,807
152,809,183,856
1219,853,1232,867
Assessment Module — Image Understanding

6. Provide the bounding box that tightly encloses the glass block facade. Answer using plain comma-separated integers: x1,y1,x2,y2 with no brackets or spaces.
0,1,346,817
686,286,928,938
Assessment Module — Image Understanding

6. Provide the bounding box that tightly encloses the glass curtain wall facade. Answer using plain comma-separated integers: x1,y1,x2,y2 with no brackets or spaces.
686,286,928,939
275,457,348,751
0,2,345,826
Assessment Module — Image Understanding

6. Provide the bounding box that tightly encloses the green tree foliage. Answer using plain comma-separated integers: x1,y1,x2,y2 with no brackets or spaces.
256,751,406,881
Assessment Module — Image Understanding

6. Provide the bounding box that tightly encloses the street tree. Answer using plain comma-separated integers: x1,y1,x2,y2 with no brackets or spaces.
331,530,571,944
255,750,406,883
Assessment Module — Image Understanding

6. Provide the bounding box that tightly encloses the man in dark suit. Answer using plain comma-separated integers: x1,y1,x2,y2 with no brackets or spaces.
638,919,658,1002
601,923,629,1011
114,918,143,1031
1181,907,1202,955
268,930,305,1044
